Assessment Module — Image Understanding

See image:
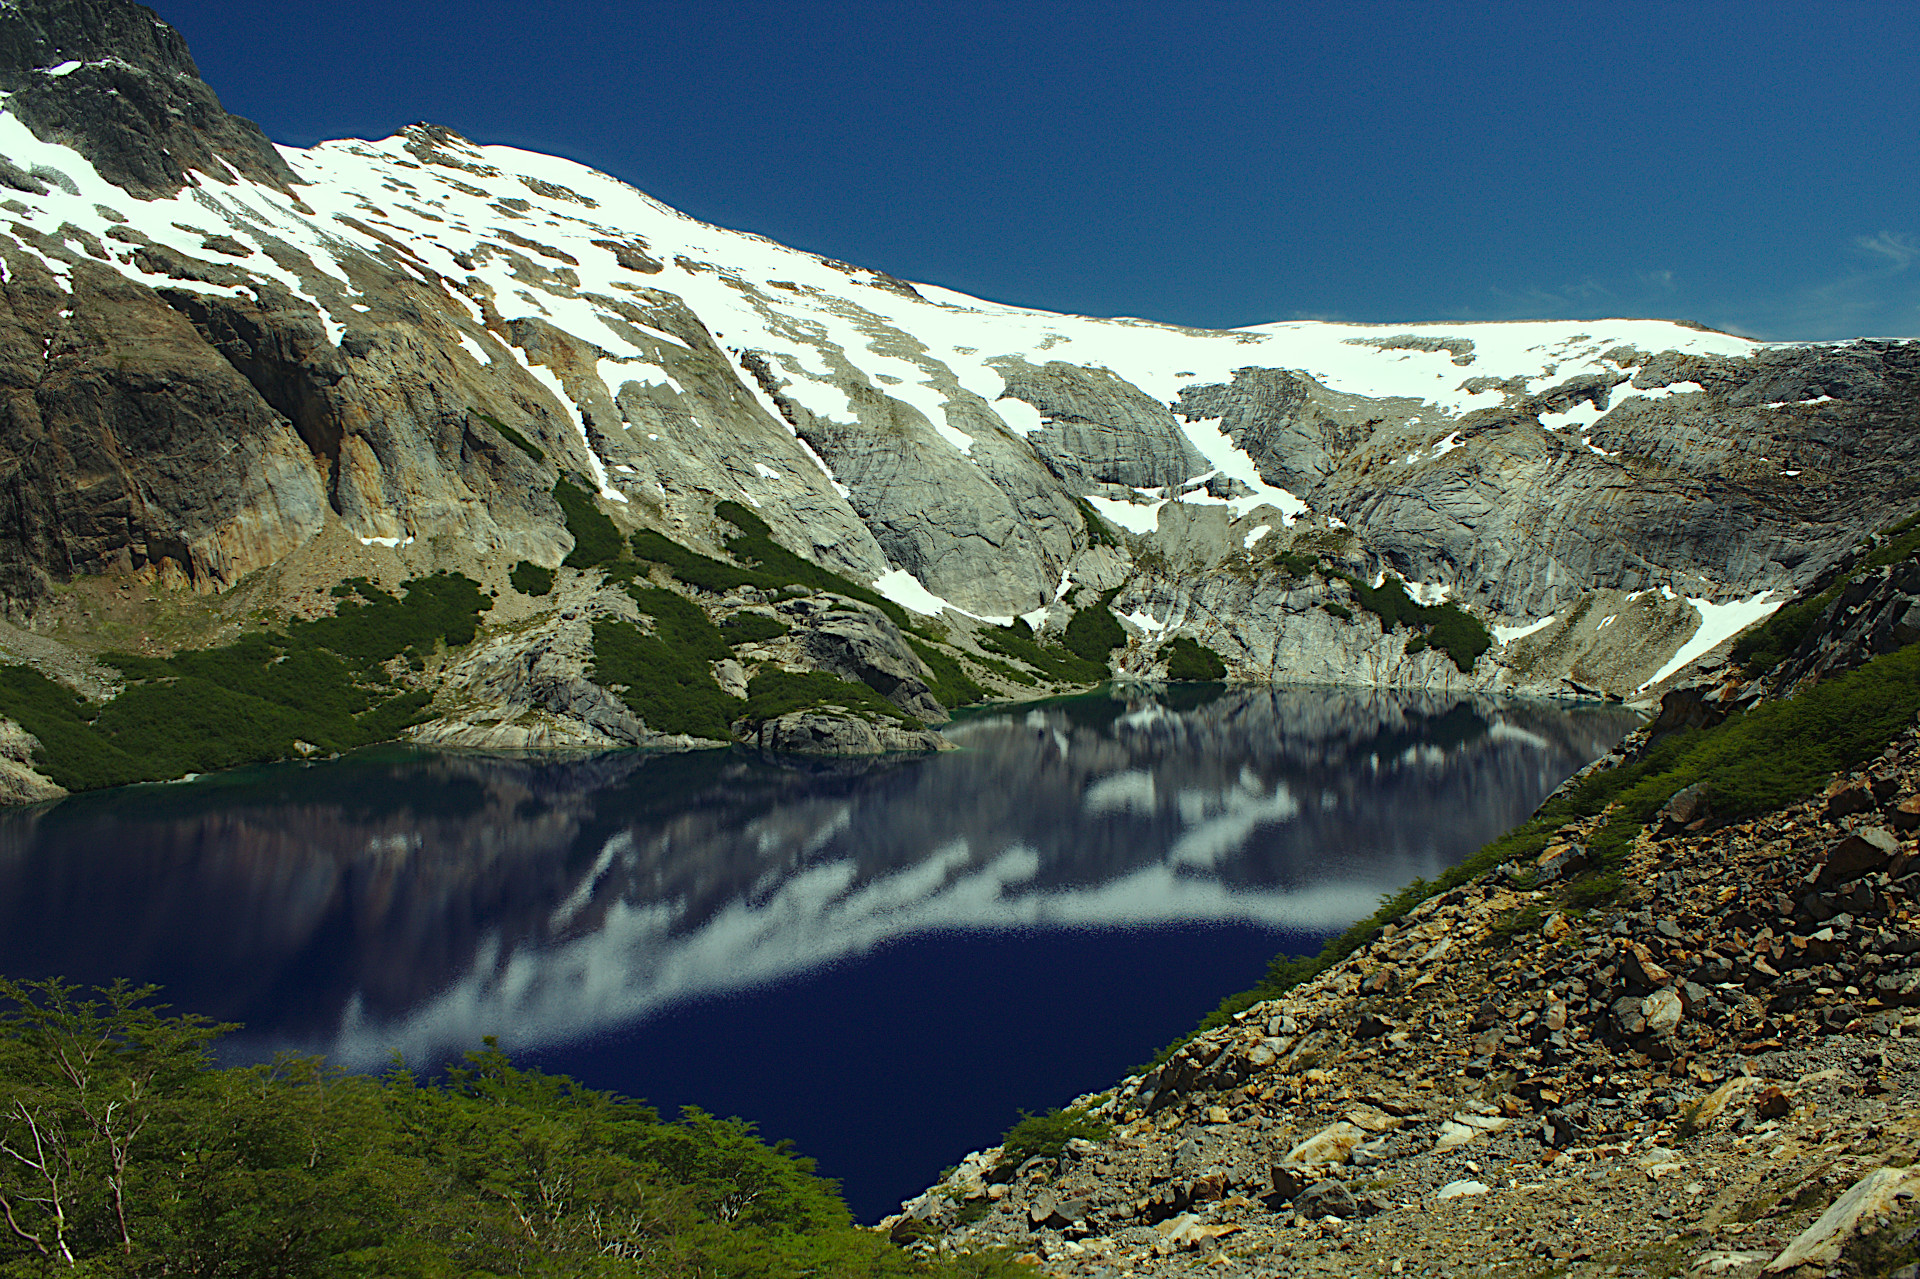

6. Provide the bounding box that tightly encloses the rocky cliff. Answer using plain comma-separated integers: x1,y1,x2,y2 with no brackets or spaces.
0,0,1915,785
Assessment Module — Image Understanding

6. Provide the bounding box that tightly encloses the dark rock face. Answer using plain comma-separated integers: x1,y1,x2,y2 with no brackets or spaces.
0,248,325,596
0,0,296,199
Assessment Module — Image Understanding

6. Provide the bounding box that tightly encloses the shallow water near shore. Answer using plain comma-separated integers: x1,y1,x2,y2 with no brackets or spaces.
0,684,1637,1220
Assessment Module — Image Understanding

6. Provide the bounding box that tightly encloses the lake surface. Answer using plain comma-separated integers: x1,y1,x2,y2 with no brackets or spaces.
0,684,1637,1220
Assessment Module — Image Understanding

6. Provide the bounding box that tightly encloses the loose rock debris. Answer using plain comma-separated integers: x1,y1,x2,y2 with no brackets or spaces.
886,729,1920,1277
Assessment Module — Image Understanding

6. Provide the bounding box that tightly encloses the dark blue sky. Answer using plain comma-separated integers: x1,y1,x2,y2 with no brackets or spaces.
158,0,1918,339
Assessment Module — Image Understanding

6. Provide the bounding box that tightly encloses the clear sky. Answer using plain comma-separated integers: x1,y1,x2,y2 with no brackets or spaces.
154,0,1919,340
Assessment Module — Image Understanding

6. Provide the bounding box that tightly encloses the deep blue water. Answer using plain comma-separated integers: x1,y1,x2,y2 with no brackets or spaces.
0,684,1637,1220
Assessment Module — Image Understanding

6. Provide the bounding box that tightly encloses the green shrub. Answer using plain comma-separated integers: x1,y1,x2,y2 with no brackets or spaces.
713,501,923,633
908,637,986,707
721,613,790,645
628,586,731,662
1323,601,1353,622
1164,636,1227,681
1075,497,1120,549
1062,591,1126,667
630,528,762,594
590,619,739,741
999,1105,1110,1166
508,560,553,596
976,624,1106,685
740,668,919,728
0,575,489,792
553,476,624,570
472,409,546,462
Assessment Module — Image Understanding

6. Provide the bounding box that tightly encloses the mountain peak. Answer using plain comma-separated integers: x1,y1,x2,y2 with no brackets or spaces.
0,0,294,198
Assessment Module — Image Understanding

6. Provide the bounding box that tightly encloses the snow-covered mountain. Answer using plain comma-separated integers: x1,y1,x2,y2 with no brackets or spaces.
0,0,1915,768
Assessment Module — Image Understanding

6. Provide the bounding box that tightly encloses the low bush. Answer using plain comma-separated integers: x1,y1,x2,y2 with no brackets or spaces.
722,613,791,644
741,668,919,728
908,637,986,707
471,409,546,463
1061,589,1126,667
977,619,1107,686
553,476,624,569
1164,636,1227,681
998,1105,1111,1167
590,618,739,741
508,560,553,596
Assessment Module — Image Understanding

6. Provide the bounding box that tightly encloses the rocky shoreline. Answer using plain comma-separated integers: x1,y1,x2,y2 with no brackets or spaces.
886,727,1920,1278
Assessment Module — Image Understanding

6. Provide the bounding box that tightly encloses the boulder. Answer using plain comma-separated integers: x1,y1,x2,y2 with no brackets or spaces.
1281,1121,1365,1166
1764,1166,1920,1272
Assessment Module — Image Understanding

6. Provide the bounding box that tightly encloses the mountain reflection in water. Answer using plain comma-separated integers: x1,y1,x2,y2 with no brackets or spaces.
0,685,1634,1074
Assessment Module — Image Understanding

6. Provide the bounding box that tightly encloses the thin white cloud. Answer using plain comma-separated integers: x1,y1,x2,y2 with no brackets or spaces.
1853,231,1916,270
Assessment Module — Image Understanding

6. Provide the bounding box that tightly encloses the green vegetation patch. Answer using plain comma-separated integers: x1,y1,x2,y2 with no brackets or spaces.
908,636,986,707
0,977,1029,1278
1164,636,1227,681
1268,549,1492,672
0,575,490,792
472,409,546,463
999,1104,1111,1167
722,613,791,645
507,560,553,596
629,585,731,662
630,528,763,594
591,589,745,742
1061,588,1126,667
1074,497,1121,549
977,617,1108,685
741,668,920,728
1147,628,1920,1067
553,476,625,569
713,501,922,632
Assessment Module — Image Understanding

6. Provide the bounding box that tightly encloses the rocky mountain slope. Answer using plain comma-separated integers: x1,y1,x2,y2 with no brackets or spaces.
0,0,1916,790
884,642,1920,1277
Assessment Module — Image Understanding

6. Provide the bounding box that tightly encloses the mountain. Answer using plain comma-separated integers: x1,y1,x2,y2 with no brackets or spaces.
0,0,1916,793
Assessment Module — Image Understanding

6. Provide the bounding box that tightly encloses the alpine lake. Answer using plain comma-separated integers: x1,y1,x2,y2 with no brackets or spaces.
0,683,1638,1221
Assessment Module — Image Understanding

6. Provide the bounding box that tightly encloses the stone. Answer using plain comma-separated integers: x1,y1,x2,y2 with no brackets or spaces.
1623,942,1673,989
1542,913,1573,942
1820,827,1901,884
1281,1122,1366,1166
1683,1076,1758,1134
1692,1251,1772,1274
1825,783,1876,818
1764,1166,1920,1272
1663,782,1713,829
1294,1180,1359,1219
1642,987,1685,1037
1436,1180,1490,1200
1893,795,1920,832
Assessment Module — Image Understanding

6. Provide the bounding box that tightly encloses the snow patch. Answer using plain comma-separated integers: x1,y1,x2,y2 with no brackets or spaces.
753,462,782,480
1638,590,1783,691
871,569,948,617
1243,524,1272,549
1084,495,1164,535
1492,616,1555,645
